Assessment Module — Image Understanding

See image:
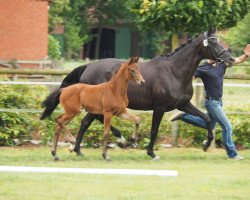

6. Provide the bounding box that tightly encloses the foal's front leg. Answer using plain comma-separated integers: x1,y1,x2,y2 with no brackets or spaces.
102,113,112,161
118,109,140,147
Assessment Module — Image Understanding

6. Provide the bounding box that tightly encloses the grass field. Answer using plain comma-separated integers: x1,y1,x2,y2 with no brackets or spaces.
0,146,250,200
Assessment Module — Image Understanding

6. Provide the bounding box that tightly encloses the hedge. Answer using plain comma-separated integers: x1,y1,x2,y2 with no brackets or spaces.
0,76,249,149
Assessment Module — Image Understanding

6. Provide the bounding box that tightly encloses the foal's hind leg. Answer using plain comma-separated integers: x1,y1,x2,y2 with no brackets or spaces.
51,114,75,161
51,123,62,161
118,109,140,147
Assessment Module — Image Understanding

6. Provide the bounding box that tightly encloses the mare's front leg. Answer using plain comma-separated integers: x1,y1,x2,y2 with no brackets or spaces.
118,109,140,147
147,108,164,160
102,113,113,161
178,102,213,151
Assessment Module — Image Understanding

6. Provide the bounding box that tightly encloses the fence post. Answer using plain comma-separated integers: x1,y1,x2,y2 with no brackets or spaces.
171,120,179,147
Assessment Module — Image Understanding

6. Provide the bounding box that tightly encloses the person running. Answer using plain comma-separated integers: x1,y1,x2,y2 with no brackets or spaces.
172,44,250,160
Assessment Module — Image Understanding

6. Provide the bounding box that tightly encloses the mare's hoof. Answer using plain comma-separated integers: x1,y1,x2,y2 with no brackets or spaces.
147,149,156,159
73,148,83,156
117,136,126,144
202,140,210,152
153,156,160,161
68,143,75,152
131,143,139,148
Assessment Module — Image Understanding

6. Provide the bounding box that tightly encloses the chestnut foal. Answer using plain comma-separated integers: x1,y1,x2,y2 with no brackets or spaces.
51,57,145,161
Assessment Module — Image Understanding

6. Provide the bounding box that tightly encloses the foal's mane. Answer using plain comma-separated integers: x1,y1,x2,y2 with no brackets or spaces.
161,34,200,57
106,60,128,82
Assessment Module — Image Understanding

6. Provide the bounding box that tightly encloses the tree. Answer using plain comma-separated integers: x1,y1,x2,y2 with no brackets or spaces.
130,0,249,49
49,0,133,59
220,13,250,54
49,0,89,59
85,0,133,59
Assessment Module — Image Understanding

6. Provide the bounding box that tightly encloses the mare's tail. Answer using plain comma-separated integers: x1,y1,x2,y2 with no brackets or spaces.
40,65,87,120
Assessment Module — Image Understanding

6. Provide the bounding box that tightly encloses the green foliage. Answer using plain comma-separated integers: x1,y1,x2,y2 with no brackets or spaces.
49,0,89,59
49,0,134,59
130,0,250,33
0,76,49,146
49,0,70,31
220,13,250,54
48,35,62,59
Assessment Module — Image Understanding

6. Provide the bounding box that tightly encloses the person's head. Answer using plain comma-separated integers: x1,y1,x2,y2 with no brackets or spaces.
207,59,217,65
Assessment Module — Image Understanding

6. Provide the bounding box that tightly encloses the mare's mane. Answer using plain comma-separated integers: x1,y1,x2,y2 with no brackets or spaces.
161,34,200,58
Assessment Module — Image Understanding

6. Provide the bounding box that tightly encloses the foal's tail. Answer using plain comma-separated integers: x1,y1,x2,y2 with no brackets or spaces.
40,65,87,120
40,88,62,120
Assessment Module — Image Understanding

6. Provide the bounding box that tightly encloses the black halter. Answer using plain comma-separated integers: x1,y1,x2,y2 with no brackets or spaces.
203,36,229,63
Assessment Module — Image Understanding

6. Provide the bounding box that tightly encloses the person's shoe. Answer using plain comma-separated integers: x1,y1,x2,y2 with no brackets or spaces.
232,155,244,161
171,112,184,122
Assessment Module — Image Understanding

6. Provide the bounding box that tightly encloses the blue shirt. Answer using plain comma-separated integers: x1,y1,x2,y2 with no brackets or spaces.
194,61,227,99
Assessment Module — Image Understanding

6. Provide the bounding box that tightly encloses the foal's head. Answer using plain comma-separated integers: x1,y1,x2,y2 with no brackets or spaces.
126,57,145,85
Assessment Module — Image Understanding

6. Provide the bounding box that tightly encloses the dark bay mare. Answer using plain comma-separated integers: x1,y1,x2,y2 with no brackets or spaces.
40,28,234,159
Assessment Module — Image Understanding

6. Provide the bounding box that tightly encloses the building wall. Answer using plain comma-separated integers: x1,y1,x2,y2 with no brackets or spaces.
0,0,49,61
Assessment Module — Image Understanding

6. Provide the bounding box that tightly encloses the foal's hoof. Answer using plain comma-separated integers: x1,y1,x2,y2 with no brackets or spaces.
54,156,59,161
102,153,111,162
51,152,59,161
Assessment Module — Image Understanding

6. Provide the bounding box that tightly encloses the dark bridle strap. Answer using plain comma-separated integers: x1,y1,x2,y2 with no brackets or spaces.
204,36,229,62
216,48,228,57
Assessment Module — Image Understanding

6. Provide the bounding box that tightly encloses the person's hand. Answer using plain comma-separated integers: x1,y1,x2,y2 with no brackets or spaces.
244,44,250,56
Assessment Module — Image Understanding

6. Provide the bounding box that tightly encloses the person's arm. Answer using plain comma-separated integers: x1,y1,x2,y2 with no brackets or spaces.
234,44,250,65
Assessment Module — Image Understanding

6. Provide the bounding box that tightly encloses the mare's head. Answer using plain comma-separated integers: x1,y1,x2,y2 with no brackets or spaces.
126,57,145,85
200,28,235,66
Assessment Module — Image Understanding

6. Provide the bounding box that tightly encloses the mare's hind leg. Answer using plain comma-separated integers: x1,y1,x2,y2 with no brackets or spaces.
73,113,125,156
51,114,75,161
96,115,126,145
102,113,112,161
118,109,140,147
73,113,96,155
178,102,213,151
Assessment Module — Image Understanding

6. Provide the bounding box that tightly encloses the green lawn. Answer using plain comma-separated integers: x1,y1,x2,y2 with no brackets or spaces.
0,147,250,200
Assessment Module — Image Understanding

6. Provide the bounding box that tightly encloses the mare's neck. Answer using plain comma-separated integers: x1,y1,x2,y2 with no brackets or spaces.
167,35,205,82
110,64,129,97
